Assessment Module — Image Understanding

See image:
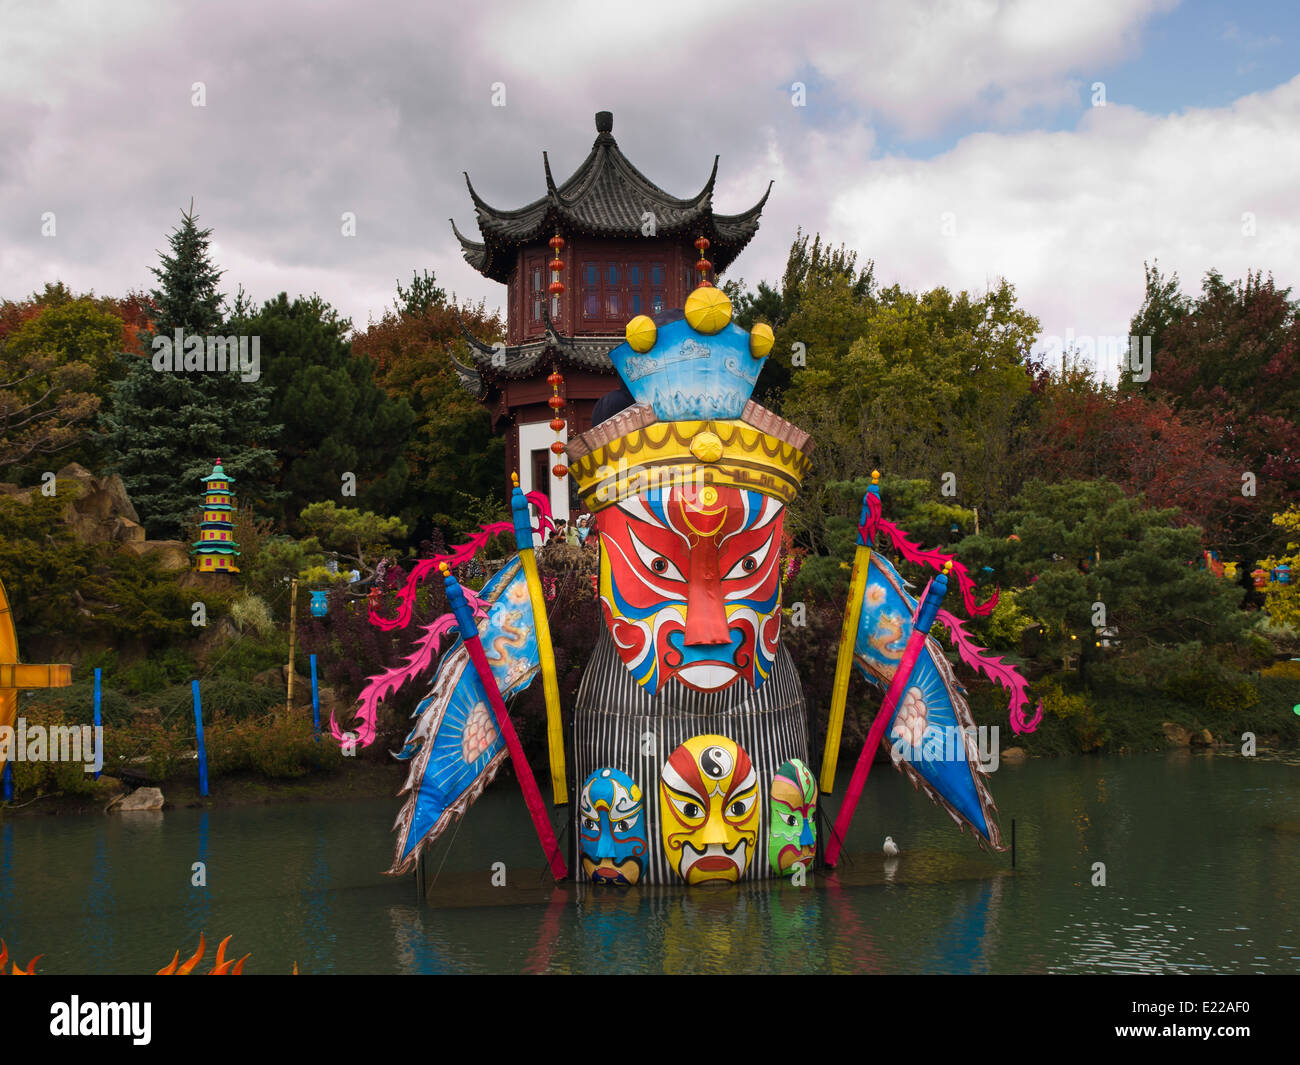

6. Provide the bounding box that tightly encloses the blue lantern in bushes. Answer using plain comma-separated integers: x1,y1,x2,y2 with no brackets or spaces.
310,590,329,618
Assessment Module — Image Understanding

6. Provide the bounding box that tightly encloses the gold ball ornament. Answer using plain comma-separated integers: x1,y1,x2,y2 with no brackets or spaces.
690,430,724,463
684,286,732,335
749,322,774,359
625,315,657,353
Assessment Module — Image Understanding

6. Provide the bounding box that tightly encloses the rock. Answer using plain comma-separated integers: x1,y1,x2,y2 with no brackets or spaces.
253,666,286,688
117,786,165,812
1162,722,1192,746
1190,728,1214,747
124,540,191,570
1001,746,1028,763
113,517,146,543
57,462,140,522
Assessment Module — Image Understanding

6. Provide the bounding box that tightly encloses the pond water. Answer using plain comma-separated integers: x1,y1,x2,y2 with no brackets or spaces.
1,751,1297,974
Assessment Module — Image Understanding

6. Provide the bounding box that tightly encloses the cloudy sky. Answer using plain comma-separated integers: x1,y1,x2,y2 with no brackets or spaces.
3,0,1298,378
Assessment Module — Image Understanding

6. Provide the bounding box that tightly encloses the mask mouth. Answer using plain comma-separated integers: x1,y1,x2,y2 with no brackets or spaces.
672,662,740,691
582,856,641,885
679,839,748,881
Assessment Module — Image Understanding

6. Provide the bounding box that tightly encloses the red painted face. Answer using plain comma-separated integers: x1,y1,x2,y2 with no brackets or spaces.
595,485,784,693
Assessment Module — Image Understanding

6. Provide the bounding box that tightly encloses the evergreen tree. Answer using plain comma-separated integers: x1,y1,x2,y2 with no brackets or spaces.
147,203,225,333
102,207,282,539
244,293,413,529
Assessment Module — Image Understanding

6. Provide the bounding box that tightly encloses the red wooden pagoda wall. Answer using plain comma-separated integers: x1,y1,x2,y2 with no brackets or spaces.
506,239,699,344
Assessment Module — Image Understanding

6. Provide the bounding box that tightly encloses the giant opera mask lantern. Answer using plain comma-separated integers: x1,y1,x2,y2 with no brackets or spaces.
567,287,813,698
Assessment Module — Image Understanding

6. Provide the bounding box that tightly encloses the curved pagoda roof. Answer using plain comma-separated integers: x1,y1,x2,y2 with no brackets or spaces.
451,111,771,284
450,304,624,398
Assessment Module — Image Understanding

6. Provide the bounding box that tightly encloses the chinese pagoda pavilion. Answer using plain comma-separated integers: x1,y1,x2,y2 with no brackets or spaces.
193,459,240,573
450,111,770,528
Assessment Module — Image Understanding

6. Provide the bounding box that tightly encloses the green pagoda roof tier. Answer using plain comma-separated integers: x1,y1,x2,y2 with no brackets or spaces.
201,459,235,484
451,111,771,284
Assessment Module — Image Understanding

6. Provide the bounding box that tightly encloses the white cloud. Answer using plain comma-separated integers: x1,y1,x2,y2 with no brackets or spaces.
821,74,1300,379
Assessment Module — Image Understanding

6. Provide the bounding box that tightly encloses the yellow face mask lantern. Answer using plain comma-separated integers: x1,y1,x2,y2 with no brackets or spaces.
659,735,760,884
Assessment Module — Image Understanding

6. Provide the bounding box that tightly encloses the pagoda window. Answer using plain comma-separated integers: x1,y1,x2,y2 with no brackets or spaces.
580,258,669,325
528,255,546,327
649,262,666,315
605,263,622,318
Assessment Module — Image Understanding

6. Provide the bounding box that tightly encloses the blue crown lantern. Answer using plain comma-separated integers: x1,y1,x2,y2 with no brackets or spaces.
607,292,772,421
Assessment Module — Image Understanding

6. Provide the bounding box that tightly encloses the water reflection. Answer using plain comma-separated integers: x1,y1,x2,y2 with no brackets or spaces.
0,752,1295,973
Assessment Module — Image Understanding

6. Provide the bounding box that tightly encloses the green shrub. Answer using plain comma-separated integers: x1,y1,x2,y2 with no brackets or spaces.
5,701,100,798
229,594,276,638
206,711,342,778
21,682,133,727
155,679,281,728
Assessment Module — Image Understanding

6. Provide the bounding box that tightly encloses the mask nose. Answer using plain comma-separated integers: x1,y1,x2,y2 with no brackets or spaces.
684,539,730,645
799,817,815,847
701,810,729,846
594,825,616,859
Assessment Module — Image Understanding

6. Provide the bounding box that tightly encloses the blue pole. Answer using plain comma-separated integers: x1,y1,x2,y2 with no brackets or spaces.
191,680,209,797
93,667,102,780
1,761,11,801
309,653,321,735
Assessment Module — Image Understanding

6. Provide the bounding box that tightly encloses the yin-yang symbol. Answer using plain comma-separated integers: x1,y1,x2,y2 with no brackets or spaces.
700,745,732,779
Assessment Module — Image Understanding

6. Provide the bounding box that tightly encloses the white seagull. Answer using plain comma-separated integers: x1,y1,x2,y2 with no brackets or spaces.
882,836,899,857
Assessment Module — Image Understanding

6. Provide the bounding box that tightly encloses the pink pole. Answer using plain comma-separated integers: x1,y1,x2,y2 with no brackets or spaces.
442,564,568,881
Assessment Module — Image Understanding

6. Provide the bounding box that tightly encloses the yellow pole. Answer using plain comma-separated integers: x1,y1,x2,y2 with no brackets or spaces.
819,471,879,795
287,577,298,709
511,473,567,804
0,574,72,774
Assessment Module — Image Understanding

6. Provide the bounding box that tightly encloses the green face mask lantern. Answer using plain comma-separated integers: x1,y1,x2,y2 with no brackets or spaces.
768,758,817,876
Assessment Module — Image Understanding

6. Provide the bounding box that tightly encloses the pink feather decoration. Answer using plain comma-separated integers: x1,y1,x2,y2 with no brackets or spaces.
329,492,554,747
862,514,999,618
934,608,1044,734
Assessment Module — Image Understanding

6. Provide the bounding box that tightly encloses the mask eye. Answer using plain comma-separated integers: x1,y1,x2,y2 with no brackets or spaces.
629,526,686,582
783,813,798,827
727,793,756,819
723,532,774,580
614,819,632,833
582,817,599,831
671,797,704,821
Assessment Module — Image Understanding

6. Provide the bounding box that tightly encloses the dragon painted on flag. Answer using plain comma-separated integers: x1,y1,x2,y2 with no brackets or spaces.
342,282,1042,883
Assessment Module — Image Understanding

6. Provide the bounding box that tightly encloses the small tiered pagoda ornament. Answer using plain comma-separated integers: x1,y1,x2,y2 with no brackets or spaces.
193,459,240,573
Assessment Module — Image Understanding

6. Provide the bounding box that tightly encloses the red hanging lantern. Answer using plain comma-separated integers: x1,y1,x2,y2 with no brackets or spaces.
548,366,568,479
694,235,713,288
548,231,566,302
